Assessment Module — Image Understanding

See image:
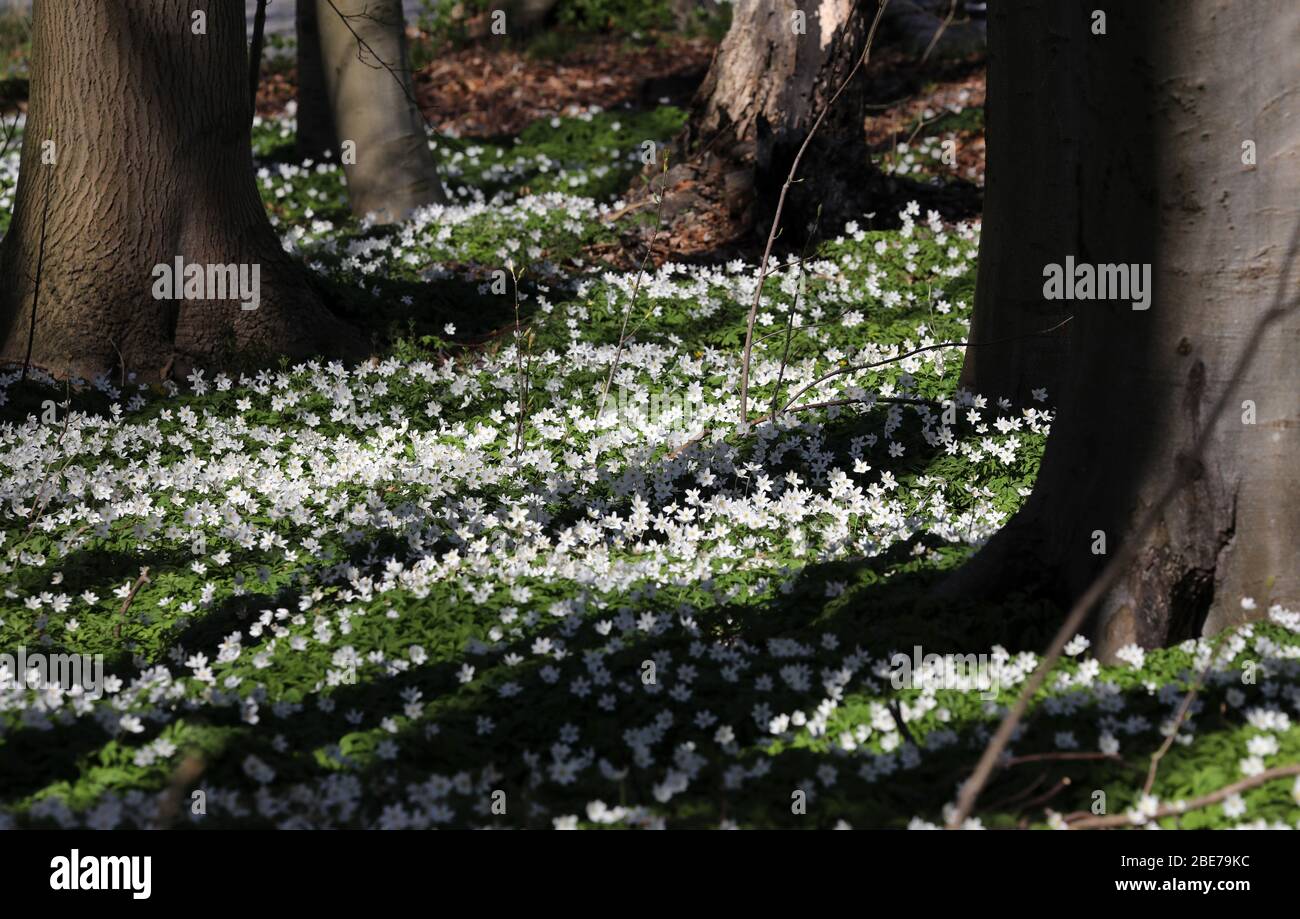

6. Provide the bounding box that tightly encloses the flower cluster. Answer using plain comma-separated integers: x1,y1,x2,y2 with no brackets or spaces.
0,111,1296,830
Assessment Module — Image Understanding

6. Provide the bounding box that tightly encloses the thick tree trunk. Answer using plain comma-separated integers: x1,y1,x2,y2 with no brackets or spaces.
957,0,1074,405
0,0,354,382
946,0,1300,657
295,0,337,160
673,0,878,239
316,0,445,223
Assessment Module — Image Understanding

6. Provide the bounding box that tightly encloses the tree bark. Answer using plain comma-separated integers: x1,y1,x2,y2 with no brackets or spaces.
673,0,879,240
945,0,1300,657
0,0,355,383
956,0,1074,405
295,0,337,160
316,0,445,223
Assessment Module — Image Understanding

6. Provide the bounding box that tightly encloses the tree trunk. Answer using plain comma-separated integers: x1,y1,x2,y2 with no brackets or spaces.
672,0,878,240
316,0,445,223
0,0,355,383
295,0,337,160
946,0,1300,658
956,0,1074,405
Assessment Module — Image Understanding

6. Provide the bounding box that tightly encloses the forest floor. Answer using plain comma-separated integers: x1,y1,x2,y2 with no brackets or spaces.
0,29,1298,830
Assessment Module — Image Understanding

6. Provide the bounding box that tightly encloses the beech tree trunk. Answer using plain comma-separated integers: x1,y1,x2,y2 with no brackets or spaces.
316,0,445,223
0,0,354,382
675,0,878,238
947,0,1300,657
957,0,1074,405
296,0,337,160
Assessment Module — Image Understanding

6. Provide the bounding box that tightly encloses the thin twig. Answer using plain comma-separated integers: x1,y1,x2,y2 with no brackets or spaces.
984,771,1048,812
21,164,52,383
753,306,860,349
321,0,436,134
1142,628,1237,797
1065,764,1300,830
739,0,890,426
788,395,937,414
1016,776,1072,815
779,316,1072,416
1003,751,1122,769
597,168,670,419
113,567,151,641
920,0,959,65
663,395,934,461
0,112,18,161
20,379,73,543
663,313,1071,462
510,264,528,457
109,338,127,390
771,205,822,419
887,698,915,746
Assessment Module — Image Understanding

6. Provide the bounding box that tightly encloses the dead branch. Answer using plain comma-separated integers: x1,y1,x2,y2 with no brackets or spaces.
738,0,891,426
1065,764,1300,830
113,567,151,641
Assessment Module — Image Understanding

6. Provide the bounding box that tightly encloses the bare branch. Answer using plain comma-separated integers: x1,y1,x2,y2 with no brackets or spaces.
114,567,151,641
771,204,822,419
920,0,959,65
0,113,18,162
738,0,891,426
1003,751,1124,769
1065,764,1300,830
320,0,432,131
597,169,670,419
21,165,52,383
1142,629,1237,798
778,315,1072,416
